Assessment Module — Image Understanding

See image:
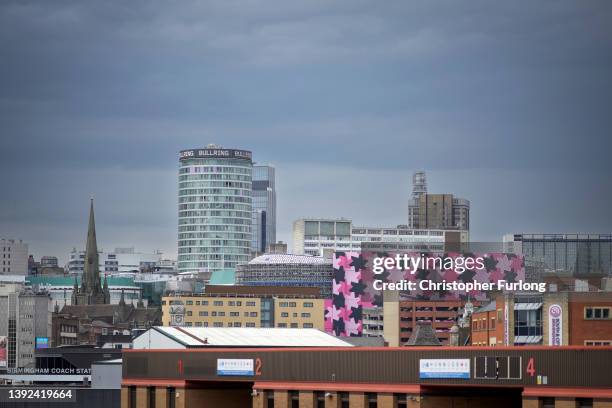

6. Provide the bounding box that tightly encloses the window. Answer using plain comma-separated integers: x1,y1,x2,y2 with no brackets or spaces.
249,312,258,317
289,390,299,408
148,387,155,408
199,311,208,316
281,312,289,317
301,313,311,318
584,340,612,346
315,391,325,408
303,323,313,328
186,300,193,305
246,301,256,306
367,392,377,408
289,302,297,307
396,393,407,408
290,323,298,328
213,322,223,327
541,397,554,408
266,391,274,408
490,317,496,329
304,302,314,308
339,392,349,408
128,386,136,408
167,387,176,408
577,398,593,408
214,301,223,306
585,307,611,320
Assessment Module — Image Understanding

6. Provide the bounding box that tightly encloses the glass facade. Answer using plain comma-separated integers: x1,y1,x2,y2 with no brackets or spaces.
178,149,252,273
251,165,276,253
514,234,612,276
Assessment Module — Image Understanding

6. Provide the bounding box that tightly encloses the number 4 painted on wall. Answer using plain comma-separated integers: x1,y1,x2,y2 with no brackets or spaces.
526,357,535,377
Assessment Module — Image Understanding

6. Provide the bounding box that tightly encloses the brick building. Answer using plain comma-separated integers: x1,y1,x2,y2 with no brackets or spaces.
471,292,612,346
384,297,480,346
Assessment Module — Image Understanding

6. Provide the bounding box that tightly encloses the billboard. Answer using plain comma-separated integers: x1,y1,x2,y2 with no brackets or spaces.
0,336,6,367
216,359,254,376
35,337,49,349
420,359,470,379
548,304,563,346
326,251,526,337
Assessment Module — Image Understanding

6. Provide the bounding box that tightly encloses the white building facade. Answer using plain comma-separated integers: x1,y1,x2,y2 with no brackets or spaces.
66,247,163,275
293,218,469,256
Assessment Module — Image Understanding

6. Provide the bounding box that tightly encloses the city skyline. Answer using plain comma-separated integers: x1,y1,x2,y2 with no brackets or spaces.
1,1,612,262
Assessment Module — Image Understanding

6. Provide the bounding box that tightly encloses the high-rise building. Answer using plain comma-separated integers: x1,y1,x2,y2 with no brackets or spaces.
292,218,468,257
407,172,470,231
178,145,253,273
251,165,276,254
0,239,28,275
0,288,51,369
503,233,612,277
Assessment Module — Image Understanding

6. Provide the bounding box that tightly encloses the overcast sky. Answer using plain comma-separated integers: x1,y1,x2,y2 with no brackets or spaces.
1,1,611,263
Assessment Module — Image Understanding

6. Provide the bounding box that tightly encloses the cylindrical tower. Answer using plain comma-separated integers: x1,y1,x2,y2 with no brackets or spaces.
177,145,253,273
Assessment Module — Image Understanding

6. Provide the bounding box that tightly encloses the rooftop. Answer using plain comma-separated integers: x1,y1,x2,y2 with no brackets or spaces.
208,268,236,285
248,254,330,265
144,327,353,348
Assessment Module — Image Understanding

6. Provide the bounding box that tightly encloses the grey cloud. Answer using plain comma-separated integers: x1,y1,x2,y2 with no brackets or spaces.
1,0,611,261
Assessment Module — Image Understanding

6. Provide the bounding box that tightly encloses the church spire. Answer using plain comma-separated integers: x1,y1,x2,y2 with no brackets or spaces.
74,198,107,305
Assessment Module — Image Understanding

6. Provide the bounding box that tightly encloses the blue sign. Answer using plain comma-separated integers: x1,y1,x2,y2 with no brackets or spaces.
216,359,254,376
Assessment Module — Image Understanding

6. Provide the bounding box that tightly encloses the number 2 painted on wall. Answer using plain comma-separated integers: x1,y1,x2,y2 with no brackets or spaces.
255,358,262,376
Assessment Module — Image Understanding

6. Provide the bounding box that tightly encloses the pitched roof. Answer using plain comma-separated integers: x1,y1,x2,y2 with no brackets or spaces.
405,322,441,346
145,327,353,348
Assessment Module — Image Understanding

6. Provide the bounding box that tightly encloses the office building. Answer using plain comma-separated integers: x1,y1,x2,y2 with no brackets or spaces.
235,254,333,297
407,171,470,231
292,217,468,257
0,288,51,369
504,233,612,277
1,239,28,275
178,145,253,273
251,164,276,254
40,256,59,268
161,285,324,330
66,247,164,275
